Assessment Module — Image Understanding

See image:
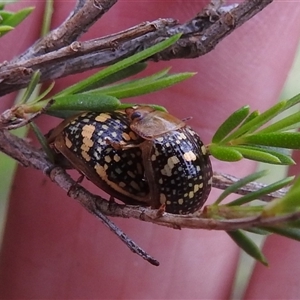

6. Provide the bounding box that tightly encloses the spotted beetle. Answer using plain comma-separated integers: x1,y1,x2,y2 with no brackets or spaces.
48,106,212,214
47,110,149,205
125,106,213,214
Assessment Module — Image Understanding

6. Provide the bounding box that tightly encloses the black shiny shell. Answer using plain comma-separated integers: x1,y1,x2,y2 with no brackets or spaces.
51,111,149,205
141,126,212,214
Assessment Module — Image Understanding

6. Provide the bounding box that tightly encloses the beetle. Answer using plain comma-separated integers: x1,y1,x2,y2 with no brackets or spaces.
47,110,149,206
123,106,213,214
48,106,212,214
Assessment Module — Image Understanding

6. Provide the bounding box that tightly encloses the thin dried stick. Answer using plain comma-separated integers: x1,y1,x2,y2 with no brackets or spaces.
212,172,289,202
16,0,118,60
0,0,273,96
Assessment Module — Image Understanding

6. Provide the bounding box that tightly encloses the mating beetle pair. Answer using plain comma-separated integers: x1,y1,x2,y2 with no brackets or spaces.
48,106,213,215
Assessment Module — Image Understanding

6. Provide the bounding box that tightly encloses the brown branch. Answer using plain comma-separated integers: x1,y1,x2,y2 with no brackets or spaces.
0,0,273,97
0,18,177,96
0,128,293,232
16,0,118,61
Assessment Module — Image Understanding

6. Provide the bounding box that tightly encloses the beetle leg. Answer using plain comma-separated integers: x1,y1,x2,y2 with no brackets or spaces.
108,195,117,203
138,140,161,209
67,173,85,197
105,138,142,151
156,204,166,217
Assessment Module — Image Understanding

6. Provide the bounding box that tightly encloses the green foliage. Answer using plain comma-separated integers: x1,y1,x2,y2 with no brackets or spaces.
16,34,193,119
89,69,195,99
262,176,300,217
228,176,294,206
213,170,269,205
0,2,34,37
54,34,186,97
30,122,54,163
227,230,268,266
212,105,250,143
209,94,300,165
203,169,300,264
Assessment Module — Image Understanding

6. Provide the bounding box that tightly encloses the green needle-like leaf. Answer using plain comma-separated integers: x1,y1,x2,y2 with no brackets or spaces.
93,72,195,99
212,105,249,143
56,34,182,97
205,204,262,219
80,63,148,92
262,226,300,241
208,144,243,162
213,170,268,205
0,10,13,22
262,176,300,217
30,122,54,163
47,97,163,117
49,94,121,112
41,0,53,37
32,82,55,103
237,146,294,165
227,230,268,266
283,92,300,110
93,67,171,94
0,24,13,34
257,110,300,134
240,110,260,125
228,176,294,206
20,71,41,104
232,145,294,165
230,146,284,165
2,7,34,27
240,132,300,149
222,101,286,143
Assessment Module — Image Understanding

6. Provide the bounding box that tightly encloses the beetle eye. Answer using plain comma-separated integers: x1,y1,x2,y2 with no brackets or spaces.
131,111,143,121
